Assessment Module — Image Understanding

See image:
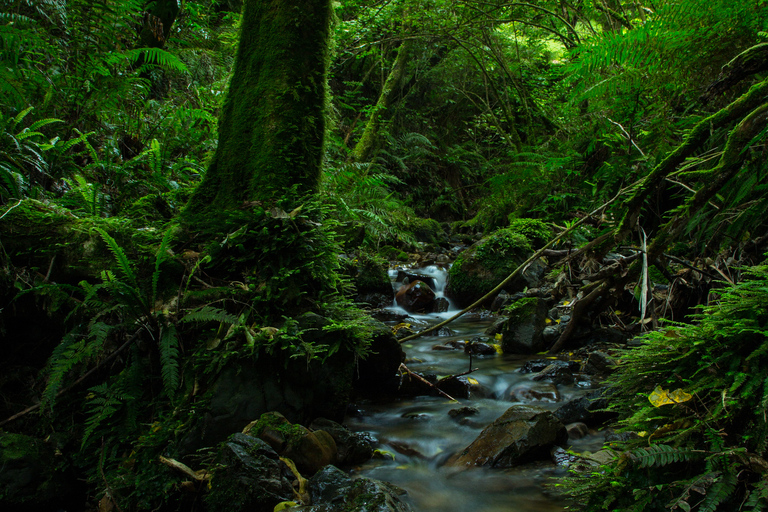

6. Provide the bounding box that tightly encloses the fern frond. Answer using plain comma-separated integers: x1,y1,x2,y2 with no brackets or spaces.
158,325,180,400
93,227,138,287
630,444,705,468
179,305,238,325
123,47,189,73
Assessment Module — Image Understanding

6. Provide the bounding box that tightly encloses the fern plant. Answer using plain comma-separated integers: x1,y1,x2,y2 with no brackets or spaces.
565,259,768,511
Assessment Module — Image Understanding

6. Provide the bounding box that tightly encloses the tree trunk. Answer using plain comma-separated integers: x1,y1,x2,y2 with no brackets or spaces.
186,0,332,214
351,41,412,163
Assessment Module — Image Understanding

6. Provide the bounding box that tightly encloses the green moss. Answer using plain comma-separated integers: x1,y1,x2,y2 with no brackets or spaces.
503,297,538,324
405,217,445,244
186,0,332,213
507,217,552,248
353,251,391,294
379,245,408,261
446,228,532,308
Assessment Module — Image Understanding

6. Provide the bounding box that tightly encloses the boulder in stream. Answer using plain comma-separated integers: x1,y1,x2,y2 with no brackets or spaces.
445,228,546,308
446,405,567,468
298,464,413,512
500,297,550,354
395,280,436,312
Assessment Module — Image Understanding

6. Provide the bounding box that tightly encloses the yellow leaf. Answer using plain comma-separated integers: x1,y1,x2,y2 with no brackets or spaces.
468,377,479,385
563,301,571,306
638,431,648,437
649,386,693,407
494,333,502,341
373,449,396,460
274,502,298,511
492,343,503,354
545,318,552,325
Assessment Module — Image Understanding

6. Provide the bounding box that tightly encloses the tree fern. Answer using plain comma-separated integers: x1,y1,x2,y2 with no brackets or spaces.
179,305,238,325
121,47,189,73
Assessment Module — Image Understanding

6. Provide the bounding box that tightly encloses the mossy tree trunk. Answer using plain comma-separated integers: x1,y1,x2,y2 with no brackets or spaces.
186,0,332,214
351,40,412,163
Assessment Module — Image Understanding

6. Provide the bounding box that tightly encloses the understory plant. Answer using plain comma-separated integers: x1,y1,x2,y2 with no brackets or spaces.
566,259,768,511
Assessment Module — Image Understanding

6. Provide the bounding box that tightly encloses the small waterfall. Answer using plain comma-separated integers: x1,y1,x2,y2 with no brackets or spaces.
388,264,457,317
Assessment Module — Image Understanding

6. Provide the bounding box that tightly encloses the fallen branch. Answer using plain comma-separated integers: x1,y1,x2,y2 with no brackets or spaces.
399,363,457,402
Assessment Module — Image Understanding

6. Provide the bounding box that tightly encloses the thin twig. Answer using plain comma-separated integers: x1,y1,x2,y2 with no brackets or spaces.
399,363,457,402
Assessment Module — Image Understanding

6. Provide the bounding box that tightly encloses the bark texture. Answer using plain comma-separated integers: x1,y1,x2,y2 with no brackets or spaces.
187,0,332,213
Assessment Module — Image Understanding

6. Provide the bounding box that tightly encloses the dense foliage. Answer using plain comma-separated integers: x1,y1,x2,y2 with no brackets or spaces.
1,0,767,510
566,261,768,511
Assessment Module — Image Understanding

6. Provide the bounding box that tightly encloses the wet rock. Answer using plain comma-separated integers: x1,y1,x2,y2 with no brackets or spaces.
531,361,579,385
206,433,294,512
431,297,449,313
447,405,567,468
0,433,72,511
465,337,497,356
554,388,613,426
500,297,550,354
448,406,480,419
491,290,511,312
566,422,590,440
436,326,454,336
309,418,375,466
245,412,337,476
520,359,580,375
395,280,436,313
504,382,561,403
354,317,406,397
437,375,472,399
583,351,616,375
302,465,413,512
431,343,456,351
395,270,437,291
605,429,640,444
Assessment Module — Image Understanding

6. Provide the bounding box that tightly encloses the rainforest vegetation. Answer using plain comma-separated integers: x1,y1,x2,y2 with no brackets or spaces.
1,0,768,511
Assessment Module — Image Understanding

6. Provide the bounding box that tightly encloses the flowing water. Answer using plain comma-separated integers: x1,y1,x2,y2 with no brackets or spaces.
347,265,603,512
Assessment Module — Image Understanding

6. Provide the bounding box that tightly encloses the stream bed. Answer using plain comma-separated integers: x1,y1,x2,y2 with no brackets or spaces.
346,266,604,512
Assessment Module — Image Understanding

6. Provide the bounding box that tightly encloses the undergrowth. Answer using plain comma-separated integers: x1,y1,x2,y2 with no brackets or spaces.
565,259,768,511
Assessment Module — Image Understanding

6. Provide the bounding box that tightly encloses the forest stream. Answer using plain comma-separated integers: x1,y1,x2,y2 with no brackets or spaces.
346,265,604,512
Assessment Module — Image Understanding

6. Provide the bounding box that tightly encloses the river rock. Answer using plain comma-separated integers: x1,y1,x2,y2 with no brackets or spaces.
395,280,436,312
298,465,412,512
309,418,375,466
206,433,294,512
352,252,394,309
446,405,567,468
245,412,337,476
445,228,546,308
431,297,449,312
583,351,617,375
554,388,613,426
354,317,406,397
504,382,561,403
500,297,550,354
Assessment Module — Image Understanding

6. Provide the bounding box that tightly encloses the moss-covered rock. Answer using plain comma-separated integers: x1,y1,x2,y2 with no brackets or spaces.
379,245,408,262
445,228,544,308
500,297,549,354
507,217,552,249
350,251,393,308
405,217,445,244
245,411,337,475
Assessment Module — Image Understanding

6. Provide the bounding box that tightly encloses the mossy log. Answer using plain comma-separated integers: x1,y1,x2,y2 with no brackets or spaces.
186,0,332,214
612,77,768,250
